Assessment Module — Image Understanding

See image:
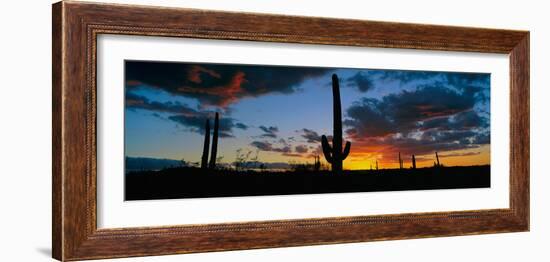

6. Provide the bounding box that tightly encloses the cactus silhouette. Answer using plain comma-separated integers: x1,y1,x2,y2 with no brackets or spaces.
209,112,219,169
314,155,321,171
321,74,351,174
411,154,417,169
399,152,403,170
201,118,211,169
435,151,441,167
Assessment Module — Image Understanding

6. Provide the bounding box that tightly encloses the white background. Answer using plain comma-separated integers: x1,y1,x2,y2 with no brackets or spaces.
0,0,547,261
98,35,509,228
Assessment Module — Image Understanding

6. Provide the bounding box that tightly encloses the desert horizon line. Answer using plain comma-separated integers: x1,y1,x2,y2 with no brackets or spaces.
125,154,490,170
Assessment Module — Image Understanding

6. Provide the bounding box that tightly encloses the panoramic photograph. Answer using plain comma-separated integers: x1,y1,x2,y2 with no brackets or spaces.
124,60,491,200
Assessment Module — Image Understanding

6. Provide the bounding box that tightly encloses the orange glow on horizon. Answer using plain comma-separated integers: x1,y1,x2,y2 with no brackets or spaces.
343,145,490,170
240,144,491,171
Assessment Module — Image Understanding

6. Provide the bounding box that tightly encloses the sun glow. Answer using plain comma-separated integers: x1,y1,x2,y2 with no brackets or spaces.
343,145,490,170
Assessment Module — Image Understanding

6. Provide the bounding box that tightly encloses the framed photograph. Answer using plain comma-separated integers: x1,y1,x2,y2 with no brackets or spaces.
52,1,529,261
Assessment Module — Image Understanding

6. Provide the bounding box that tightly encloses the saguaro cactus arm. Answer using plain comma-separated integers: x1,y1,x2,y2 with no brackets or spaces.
342,141,351,159
321,135,333,164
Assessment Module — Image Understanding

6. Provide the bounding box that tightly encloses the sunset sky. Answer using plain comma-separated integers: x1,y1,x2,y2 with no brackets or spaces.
124,61,490,170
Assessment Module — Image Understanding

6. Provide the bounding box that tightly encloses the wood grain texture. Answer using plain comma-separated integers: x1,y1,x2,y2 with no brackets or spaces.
509,35,530,227
52,2,63,259
52,1,530,261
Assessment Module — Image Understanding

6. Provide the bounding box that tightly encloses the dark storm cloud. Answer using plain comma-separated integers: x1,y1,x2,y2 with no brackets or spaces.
258,125,279,138
345,79,490,157
345,84,485,139
249,141,272,151
418,110,489,131
278,138,288,145
420,130,477,144
382,84,477,123
250,141,291,153
295,145,309,154
374,70,437,83
249,141,309,158
300,128,322,143
472,132,490,144
125,61,330,108
126,93,243,137
444,73,490,90
452,110,489,129
235,122,248,130
417,116,451,131
362,133,483,157
126,92,194,114
344,98,396,138
344,69,489,93
168,115,238,138
349,124,490,163
346,72,374,92
344,70,434,92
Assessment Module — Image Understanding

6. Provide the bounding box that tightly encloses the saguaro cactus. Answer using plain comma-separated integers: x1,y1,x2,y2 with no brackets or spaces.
435,151,441,167
201,119,211,169
314,155,321,171
411,154,417,169
209,112,219,169
399,152,403,170
321,74,351,174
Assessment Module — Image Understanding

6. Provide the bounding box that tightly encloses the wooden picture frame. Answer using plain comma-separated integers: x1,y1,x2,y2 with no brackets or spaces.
52,1,529,261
